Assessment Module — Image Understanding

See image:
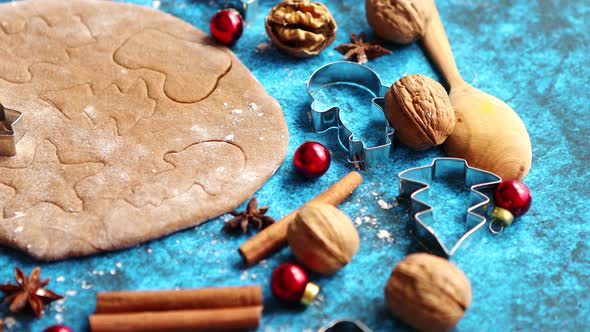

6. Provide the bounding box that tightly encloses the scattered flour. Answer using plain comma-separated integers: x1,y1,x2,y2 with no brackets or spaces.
56,276,65,283
54,299,65,313
248,102,259,112
355,217,362,226
92,270,105,276
83,105,96,118
240,270,248,281
230,108,243,115
4,317,16,329
224,134,235,141
377,229,394,242
377,199,393,210
14,226,23,233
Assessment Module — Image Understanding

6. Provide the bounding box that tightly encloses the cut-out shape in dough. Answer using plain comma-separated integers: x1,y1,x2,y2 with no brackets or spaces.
0,47,32,83
0,140,103,218
114,29,231,103
42,79,156,135
127,141,246,207
0,15,94,83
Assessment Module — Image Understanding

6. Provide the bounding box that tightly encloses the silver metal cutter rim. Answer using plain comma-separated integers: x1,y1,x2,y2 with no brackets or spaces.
307,61,394,169
220,0,256,19
398,158,502,257
0,104,22,157
318,319,373,332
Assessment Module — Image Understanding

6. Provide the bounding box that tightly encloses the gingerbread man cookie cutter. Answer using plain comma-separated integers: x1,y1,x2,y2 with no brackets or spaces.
307,61,394,170
398,158,502,257
0,103,22,156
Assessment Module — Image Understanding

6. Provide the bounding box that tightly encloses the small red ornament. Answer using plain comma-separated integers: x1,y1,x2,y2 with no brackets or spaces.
490,180,532,233
43,325,74,332
271,263,319,305
293,141,331,178
210,9,243,46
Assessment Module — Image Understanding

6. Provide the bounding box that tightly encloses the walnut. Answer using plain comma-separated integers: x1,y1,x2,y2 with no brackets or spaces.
287,202,359,275
384,74,456,150
384,253,471,332
365,0,432,44
265,0,337,58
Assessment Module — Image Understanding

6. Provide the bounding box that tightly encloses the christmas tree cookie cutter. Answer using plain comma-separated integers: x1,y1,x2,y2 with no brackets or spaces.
307,61,394,169
398,158,502,257
0,103,22,156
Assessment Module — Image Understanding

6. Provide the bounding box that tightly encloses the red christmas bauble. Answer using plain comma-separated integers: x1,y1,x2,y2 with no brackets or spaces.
210,9,243,46
43,325,74,332
494,180,532,217
271,263,308,303
293,141,331,178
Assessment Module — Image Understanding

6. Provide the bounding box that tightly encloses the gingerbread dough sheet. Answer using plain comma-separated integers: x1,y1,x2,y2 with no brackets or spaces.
0,0,289,260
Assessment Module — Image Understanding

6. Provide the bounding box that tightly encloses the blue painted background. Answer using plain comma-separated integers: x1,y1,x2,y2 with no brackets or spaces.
1,0,588,331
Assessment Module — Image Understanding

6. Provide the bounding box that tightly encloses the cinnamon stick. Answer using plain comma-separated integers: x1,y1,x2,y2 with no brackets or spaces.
96,286,262,313
89,306,262,332
239,171,363,266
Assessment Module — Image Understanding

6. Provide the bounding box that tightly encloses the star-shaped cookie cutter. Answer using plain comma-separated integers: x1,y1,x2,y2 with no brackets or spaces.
0,103,22,157
307,61,394,169
398,158,502,257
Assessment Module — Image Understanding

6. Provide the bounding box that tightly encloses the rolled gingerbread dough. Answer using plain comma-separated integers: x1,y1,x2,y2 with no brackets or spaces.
0,0,289,260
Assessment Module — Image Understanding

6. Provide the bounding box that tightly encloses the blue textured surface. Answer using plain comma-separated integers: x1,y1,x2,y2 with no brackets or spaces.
1,0,589,331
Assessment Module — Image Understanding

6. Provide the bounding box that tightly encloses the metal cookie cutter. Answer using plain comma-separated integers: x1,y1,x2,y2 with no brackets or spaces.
398,158,502,257
220,0,257,20
307,61,394,169
0,103,22,156
319,319,373,332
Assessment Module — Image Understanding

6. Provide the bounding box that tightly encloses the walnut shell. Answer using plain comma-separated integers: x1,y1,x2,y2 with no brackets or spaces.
365,0,431,44
288,202,359,275
384,253,472,332
384,74,456,150
265,0,337,58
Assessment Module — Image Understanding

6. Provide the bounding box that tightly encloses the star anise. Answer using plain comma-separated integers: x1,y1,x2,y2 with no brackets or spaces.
334,32,392,64
222,197,275,233
0,267,63,318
